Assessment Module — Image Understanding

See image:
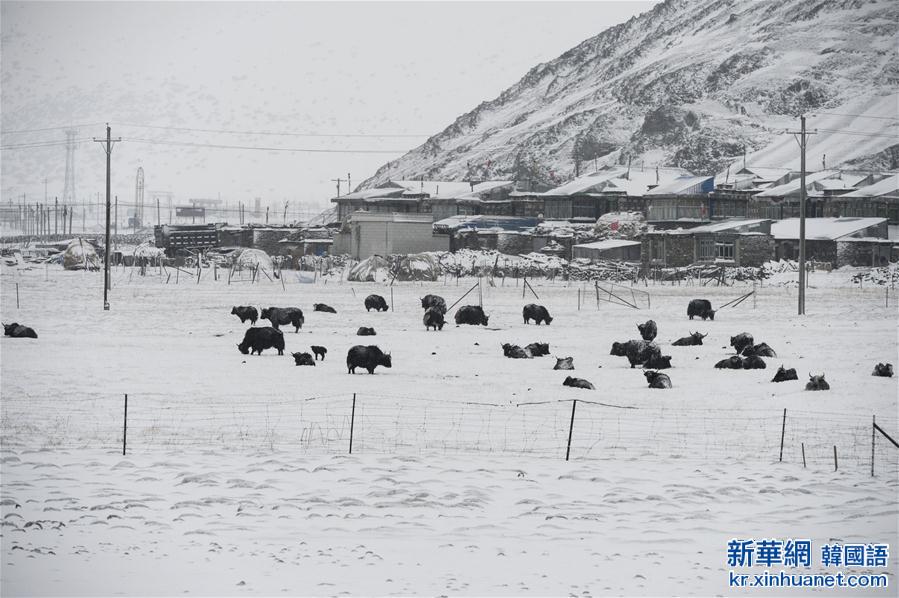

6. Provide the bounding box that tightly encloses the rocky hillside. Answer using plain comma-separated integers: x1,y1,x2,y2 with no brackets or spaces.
363,0,898,188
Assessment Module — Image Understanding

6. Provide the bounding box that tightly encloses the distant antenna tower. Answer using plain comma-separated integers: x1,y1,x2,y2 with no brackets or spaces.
135,167,145,227
62,129,78,204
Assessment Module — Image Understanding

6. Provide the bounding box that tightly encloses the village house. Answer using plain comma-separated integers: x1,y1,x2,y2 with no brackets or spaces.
331,212,449,259
572,239,642,262
642,219,774,268
770,217,891,267
644,175,715,225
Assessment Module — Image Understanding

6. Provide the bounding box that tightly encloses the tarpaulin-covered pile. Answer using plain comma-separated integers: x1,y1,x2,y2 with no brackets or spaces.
348,255,390,282
62,239,101,271
234,248,274,272
394,253,440,281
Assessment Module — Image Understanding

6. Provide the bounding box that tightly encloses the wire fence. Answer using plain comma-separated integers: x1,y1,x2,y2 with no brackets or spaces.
2,392,897,477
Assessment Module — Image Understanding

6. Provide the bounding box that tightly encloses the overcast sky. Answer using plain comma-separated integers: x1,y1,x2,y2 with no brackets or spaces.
1,1,657,219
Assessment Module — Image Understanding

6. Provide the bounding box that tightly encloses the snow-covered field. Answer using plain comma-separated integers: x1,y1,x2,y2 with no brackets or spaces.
2,264,897,596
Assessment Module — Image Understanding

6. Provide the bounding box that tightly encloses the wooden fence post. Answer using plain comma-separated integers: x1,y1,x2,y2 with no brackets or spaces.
565,400,577,461
15,283,19,308
349,393,356,454
801,442,806,468
779,408,787,462
871,415,876,477
833,445,838,472
122,394,128,456
390,287,394,312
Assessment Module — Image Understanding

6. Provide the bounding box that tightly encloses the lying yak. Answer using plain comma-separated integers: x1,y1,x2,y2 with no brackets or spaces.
364,294,389,312
687,299,716,321
455,305,489,326
644,371,672,389
357,327,376,336
311,345,328,361
420,294,447,315
715,356,744,369
742,342,776,358
237,327,284,356
423,307,445,331
553,357,574,370
742,355,767,369
672,331,706,346
872,363,894,377
562,376,594,390
610,339,660,368
730,332,754,355
643,353,672,369
772,365,798,382
637,320,657,342
523,304,553,325
3,323,37,339
313,303,337,314
805,373,830,391
346,345,392,374
230,306,258,325
261,307,304,332
502,343,532,359
291,352,316,366
525,342,550,357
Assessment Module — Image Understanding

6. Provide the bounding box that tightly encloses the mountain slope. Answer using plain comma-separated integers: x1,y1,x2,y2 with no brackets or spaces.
362,0,899,189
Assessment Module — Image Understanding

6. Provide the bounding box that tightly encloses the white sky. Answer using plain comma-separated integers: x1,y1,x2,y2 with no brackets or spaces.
1,0,657,220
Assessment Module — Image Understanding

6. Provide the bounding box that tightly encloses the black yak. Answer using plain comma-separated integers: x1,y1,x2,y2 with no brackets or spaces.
672,331,707,346
291,352,316,366
742,342,776,358
522,304,553,325
230,306,258,325
637,320,657,341
644,371,672,389
364,294,389,312
730,332,754,355
261,307,304,332
357,327,376,336
237,327,284,356
423,307,445,331
420,294,447,314
311,345,328,361
805,373,830,391
346,345,392,374
715,356,744,369
313,303,337,314
455,305,489,326
553,357,574,370
742,355,767,369
643,353,672,369
563,376,594,390
610,340,661,368
872,363,894,377
772,365,798,382
502,343,532,359
687,299,715,320
525,342,550,357
3,323,37,339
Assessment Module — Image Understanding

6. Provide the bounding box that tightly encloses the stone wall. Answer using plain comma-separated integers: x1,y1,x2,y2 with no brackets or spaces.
836,241,892,267
736,234,774,267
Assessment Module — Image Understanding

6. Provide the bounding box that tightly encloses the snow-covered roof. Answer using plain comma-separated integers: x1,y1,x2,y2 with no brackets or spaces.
667,219,771,235
430,180,514,200
337,187,405,201
838,174,899,198
542,167,694,197
391,180,474,197
573,239,641,250
645,175,714,196
754,170,840,197
771,217,888,241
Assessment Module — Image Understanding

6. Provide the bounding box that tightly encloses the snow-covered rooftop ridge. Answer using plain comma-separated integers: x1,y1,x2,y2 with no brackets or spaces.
771,217,888,240
573,239,641,250
839,174,899,198
542,167,693,197
645,175,714,196
754,170,842,197
668,219,771,235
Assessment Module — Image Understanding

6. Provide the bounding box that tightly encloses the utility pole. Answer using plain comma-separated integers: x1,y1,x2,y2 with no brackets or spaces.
331,177,346,197
93,124,121,311
114,196,118,238
347,173,352,193
787,115,817,316
54,197,58,235
283,200,289,224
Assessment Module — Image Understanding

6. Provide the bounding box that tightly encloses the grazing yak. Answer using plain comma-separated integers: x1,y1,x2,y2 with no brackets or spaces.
525,342,550,357
772,365,798,382
687,299,716,320
455,305,489,326
3,323,37,339
261,307,304,332
357,327,376,336
291,352,316,366
364,294,389,312
313,303,337,314
522,304,553,325
742,355,767,369
610,339,661,368
420,294,447,314
730,332,754,355
715,356,744,369
872,363,894,377
346,345,392,374
805,373,830,391
553,357,575,370
311,345,328,361
643,353,672,369
230,306,258,325
237,327,284,356
502,343,532,359
423,307,445,331
672,331,707,346
637,320,657,341
562,376,594,390
644,371,672,389
742,342,776,358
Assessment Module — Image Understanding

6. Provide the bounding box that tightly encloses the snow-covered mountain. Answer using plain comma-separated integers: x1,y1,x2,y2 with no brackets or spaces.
362,0,898,189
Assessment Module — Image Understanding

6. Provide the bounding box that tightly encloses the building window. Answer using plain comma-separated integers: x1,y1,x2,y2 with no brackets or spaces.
716,241,734,260
698,238,715,259
651,238,665,261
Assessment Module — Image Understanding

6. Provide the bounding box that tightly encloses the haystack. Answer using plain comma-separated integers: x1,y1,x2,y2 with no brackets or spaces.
234,248,273,272
395,253,440,281
348,255,389,282
62,239,101,271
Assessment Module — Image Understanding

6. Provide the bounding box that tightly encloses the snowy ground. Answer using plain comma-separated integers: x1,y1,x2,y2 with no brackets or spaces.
1,264,897,596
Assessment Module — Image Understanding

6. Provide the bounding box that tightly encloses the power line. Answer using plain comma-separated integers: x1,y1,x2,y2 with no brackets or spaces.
0,122,106,135
0,138,94,150
811,112,899,122
122,137,409,154
115,122,433,139
816,128,898,139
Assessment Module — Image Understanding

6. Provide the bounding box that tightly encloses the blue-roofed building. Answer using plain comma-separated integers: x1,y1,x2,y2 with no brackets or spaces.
645,175,715,225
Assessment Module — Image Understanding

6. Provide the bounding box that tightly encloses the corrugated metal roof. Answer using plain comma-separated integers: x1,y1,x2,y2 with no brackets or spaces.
838,174,899,198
